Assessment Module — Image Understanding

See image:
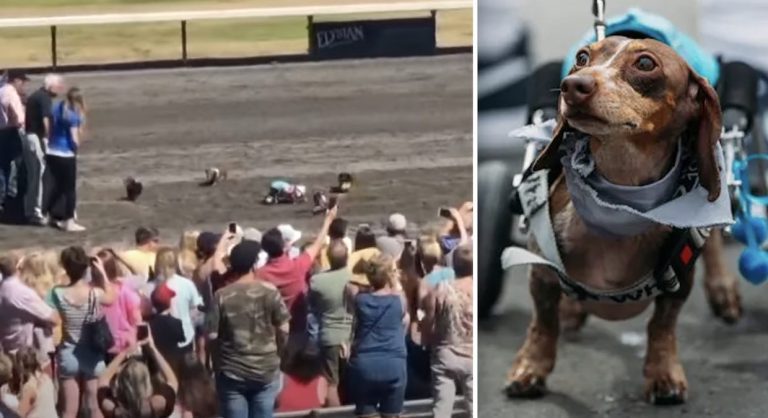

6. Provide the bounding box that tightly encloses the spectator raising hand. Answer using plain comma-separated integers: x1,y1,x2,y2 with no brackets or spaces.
257,204,338,339
97,323,179,418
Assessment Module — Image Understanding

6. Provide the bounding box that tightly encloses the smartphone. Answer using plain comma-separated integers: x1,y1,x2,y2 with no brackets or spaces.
438,207,452,219
328,196,338,209
137,324,149,341
228,222,237,234
404,239,416,248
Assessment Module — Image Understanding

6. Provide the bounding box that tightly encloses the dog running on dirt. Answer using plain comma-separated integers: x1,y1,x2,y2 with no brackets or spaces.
504,36,741,405
201,167,228,187
123,177,143,202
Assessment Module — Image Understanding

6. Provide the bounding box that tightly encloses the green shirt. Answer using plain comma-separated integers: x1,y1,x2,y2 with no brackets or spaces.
309,268,353,347
207,280,289,383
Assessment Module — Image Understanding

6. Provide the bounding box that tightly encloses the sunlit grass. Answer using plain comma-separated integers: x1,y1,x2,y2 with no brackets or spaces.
0,1,471,66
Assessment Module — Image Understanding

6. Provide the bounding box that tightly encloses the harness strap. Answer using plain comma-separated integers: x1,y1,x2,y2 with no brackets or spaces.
502,168,700,304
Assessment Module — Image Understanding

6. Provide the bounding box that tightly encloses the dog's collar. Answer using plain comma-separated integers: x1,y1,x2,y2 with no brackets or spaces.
561,132,685,237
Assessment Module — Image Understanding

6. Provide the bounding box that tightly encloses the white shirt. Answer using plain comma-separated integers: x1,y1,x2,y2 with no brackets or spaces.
165,274,204,348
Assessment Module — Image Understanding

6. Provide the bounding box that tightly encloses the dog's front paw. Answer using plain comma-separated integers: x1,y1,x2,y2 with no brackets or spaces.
704,277,742,324
644,361,688,405
504,357,549,398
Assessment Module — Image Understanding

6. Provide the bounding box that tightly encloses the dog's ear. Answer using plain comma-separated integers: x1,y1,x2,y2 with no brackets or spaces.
531,117,567,171
687,70,722,202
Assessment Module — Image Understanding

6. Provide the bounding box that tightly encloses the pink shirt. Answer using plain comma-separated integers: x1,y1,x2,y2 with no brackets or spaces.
0,84,24,129
102,281,141,353
0,277,54,352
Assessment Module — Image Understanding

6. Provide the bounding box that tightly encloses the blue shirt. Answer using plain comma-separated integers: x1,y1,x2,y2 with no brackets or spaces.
425,267,456,288
47,101,83,157
271,180,291,192
349,293,407,382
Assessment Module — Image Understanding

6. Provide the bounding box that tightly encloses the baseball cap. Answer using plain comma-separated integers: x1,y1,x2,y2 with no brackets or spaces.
376,235,404,259
151,282,176,312
228,241,261,274
277,224,302,246
387,213,407,232
243,228,262,243
6,70,29,82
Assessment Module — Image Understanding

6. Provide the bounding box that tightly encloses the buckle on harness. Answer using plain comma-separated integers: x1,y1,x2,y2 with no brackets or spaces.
653,228,710,293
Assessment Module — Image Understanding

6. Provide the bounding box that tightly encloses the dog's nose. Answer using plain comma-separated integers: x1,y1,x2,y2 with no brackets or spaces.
561,75,596,105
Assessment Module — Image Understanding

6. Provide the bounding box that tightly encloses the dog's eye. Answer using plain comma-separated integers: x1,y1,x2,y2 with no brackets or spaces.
634,56,657,72
575,51,590,67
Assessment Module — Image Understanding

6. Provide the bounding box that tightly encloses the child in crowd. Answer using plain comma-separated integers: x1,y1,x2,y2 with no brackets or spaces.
10,347,58,418
176,356,217,418
0,350,20,418
276,347,327,412
148,282,186,371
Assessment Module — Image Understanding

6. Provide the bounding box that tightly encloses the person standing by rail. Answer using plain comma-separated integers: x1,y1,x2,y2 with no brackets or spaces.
24,74,65,226
0,70,29,217
45,87,86,232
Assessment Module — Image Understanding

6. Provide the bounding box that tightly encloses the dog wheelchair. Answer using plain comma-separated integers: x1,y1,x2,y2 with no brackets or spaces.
477,8,766,318
262,180,307,205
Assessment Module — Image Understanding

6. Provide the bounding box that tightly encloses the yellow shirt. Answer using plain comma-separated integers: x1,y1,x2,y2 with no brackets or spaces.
120,249,156,280
319,237,353,270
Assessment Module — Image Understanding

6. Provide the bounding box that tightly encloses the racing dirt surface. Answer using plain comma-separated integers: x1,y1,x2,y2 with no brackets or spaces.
0,55,472,251
481,239,768,417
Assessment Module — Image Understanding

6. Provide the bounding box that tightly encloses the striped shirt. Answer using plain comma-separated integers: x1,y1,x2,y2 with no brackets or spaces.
51,287,103,345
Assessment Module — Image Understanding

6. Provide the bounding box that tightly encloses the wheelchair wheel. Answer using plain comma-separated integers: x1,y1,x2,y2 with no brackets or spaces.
478,160,517,318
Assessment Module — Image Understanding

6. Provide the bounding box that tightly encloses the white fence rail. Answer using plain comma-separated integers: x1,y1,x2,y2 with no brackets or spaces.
0,1,472,68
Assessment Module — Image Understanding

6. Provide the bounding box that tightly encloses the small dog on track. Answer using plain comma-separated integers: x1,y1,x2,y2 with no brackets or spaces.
201,167,228,186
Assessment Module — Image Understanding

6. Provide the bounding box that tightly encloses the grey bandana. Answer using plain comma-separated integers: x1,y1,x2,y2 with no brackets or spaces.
511,122,733,236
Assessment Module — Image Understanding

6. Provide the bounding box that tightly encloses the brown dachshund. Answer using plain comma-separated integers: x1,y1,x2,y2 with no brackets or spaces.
505,36,741,405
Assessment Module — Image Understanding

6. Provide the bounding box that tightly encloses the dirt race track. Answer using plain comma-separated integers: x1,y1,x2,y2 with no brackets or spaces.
0,54,472,251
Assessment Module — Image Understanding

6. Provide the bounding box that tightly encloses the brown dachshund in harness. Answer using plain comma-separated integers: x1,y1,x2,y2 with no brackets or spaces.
505,36,741,405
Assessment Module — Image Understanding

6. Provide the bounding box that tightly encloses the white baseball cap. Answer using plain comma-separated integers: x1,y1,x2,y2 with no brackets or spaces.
387,213,407,232
277,224,302,246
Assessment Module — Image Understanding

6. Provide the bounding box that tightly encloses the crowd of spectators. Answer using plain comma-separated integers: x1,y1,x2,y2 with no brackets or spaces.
0,201,473,418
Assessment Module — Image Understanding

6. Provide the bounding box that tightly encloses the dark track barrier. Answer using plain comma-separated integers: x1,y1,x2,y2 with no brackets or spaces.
309,16,436,60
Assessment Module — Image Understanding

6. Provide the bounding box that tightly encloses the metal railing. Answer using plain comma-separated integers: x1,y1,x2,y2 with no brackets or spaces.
275,397,470,417
0,1,472,69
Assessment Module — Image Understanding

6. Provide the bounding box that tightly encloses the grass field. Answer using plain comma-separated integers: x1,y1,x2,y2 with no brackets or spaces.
0,0,472,67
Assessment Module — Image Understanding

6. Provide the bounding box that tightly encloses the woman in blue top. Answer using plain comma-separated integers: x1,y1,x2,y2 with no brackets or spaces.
46,87,86,232
347,254,409,418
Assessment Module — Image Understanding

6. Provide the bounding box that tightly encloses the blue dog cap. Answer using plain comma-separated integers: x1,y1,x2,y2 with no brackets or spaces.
561,8,720,87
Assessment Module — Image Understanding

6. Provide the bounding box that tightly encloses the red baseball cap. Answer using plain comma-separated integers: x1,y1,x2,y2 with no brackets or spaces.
151,282,176,311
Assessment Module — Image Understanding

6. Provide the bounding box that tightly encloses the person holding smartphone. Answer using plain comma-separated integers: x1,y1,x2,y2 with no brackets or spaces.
50,247,117,418
436,202,472,264
97,323,179,418
95,249,142,364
